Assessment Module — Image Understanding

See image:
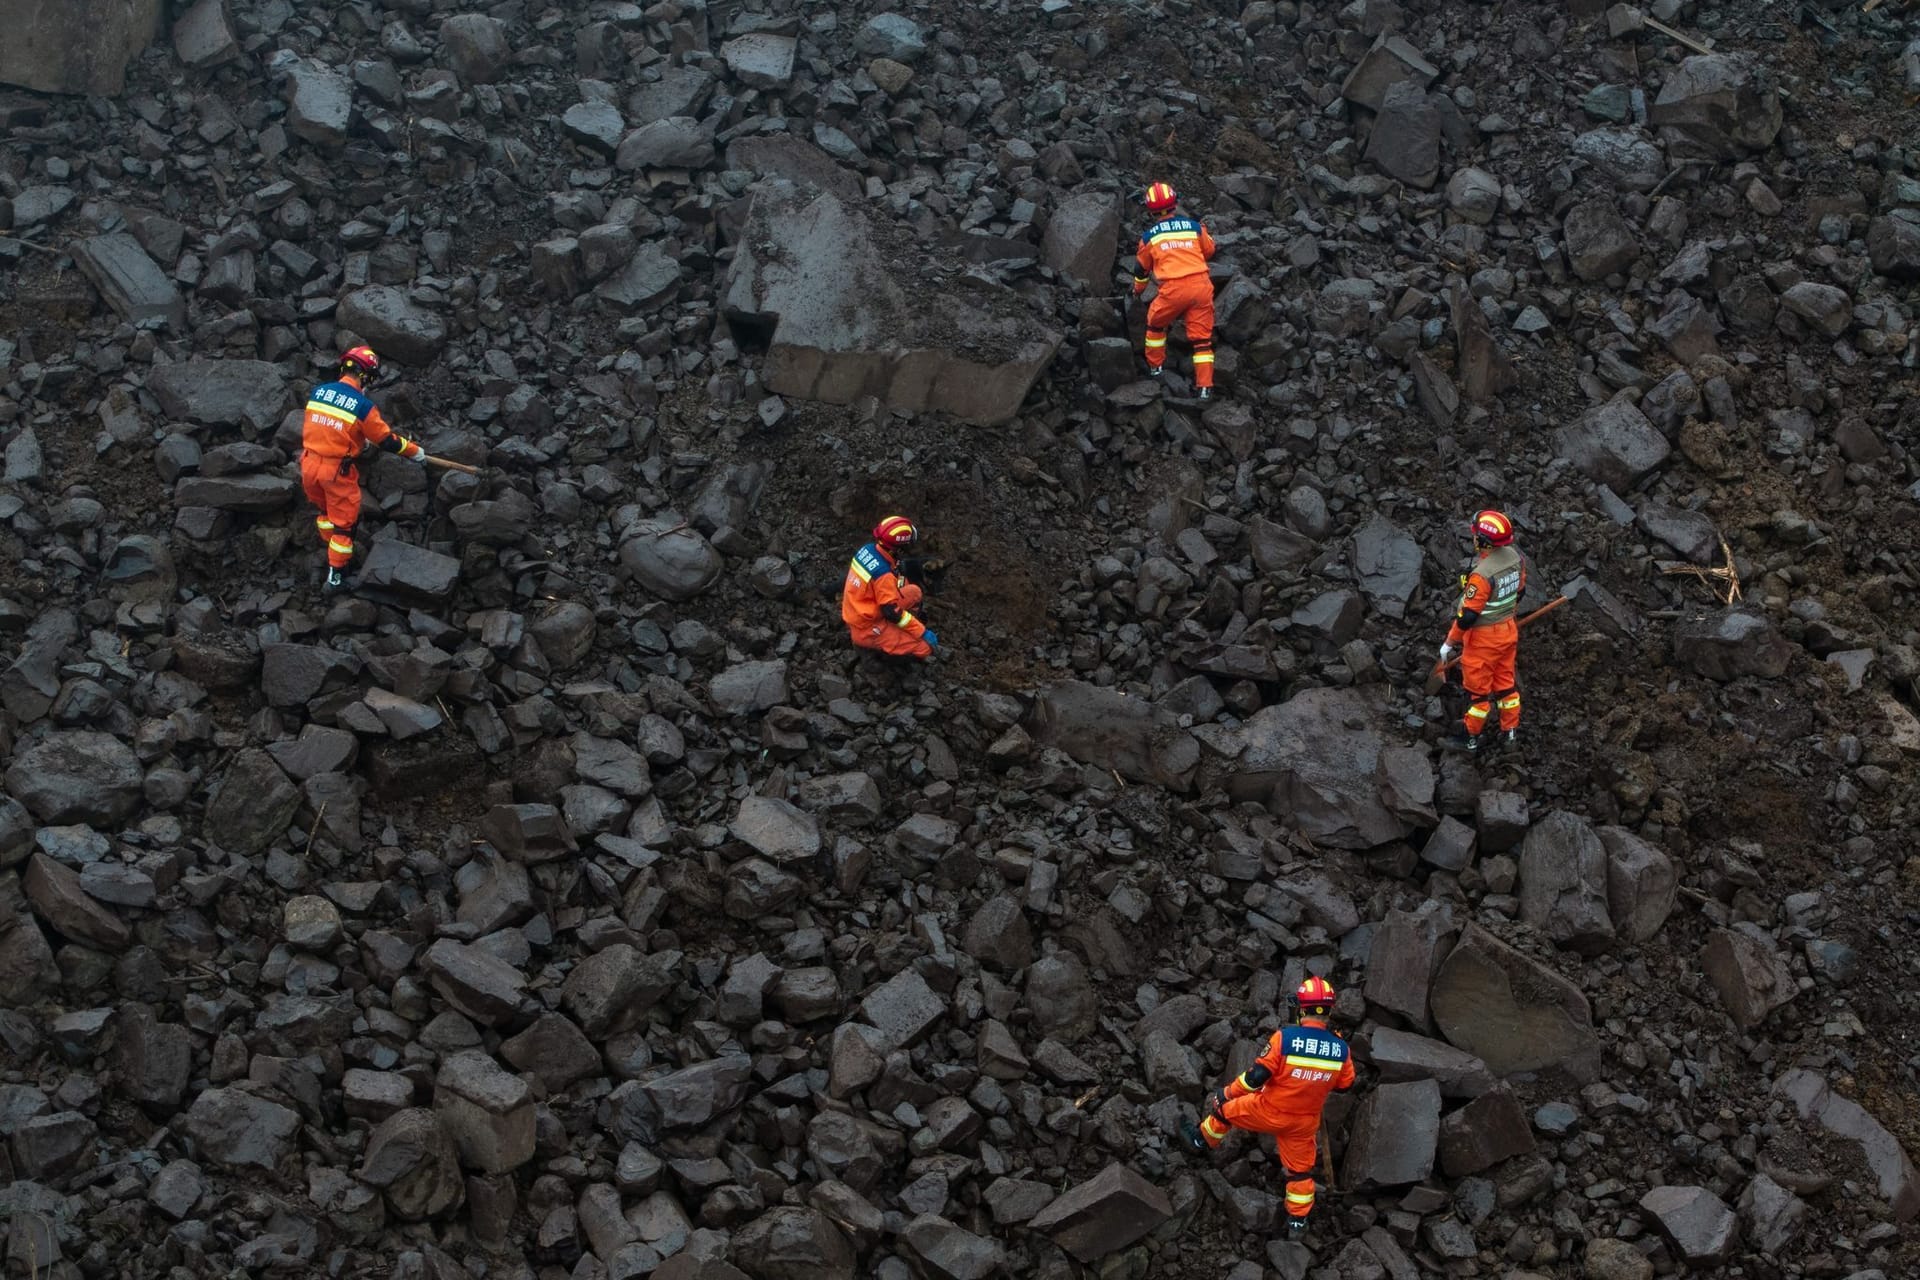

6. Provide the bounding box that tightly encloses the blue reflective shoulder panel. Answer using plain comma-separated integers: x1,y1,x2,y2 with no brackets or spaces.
1282,1026,1348,1060
309,380,369,417
853,544,889,577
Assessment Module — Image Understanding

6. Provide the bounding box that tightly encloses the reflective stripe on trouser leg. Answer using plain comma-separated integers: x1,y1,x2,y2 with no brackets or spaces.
316,517,333,546
1191,339,1215,388
1199,1114,1228,1146
1144,328,1168,368
1463,700,1491,735
1284,1172,1315,1217
326,523,355,570
1497,690,1521,730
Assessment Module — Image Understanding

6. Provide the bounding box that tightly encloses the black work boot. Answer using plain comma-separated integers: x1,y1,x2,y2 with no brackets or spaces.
1286,1215,1309,1239
1178,1119,1209,1157
1198,386,1213,400
1502,728,1521,749
1446,728,1487,753
324,567,345,592
1145,365,1163,378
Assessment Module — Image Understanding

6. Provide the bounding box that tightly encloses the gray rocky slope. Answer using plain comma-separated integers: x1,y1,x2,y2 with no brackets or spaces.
2,0,1920,1278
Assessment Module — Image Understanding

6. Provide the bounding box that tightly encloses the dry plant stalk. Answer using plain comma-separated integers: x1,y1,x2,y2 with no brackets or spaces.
304,801,329,857
1660,537,1742,605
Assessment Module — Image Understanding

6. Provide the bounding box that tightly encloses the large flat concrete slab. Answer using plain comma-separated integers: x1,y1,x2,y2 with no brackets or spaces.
722,181,1059,425
0,0,162,96
74,233,185,329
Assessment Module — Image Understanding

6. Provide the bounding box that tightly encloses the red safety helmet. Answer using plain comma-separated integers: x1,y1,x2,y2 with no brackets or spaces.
340,345,380,378
1473,509,1514,547
1144,182,1177,212
1294,976,1337,1015
873,515,917,549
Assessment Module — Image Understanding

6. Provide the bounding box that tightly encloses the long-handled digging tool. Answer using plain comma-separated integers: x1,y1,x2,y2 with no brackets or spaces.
422,455,479,475
1424,593,1570,695
1318,1120,1338,1197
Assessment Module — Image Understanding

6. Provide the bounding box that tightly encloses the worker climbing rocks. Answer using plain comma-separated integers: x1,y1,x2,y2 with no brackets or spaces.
1130,181,1218,399
300,346,425,591
1440,509,1528,752
297,347,426,594
1182,976,1354,1237
842,515,938,661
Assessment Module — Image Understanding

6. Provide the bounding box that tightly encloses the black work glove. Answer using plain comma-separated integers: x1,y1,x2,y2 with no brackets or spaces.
900,556,948,593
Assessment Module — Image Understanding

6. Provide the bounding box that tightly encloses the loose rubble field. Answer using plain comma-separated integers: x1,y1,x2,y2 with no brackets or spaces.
2,1,1920,1279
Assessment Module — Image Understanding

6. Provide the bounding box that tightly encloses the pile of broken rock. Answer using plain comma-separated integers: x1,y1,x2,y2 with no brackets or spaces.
2,0,1919,1278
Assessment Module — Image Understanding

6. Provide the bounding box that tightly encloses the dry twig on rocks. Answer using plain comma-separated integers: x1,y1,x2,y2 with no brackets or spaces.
1661,537,1742,605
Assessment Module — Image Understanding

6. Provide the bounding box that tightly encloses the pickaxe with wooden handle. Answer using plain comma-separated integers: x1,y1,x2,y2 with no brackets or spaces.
1318,1120,1338,1197
422,455,479,475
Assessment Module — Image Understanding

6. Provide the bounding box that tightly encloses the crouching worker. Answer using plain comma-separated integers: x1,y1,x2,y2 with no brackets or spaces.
841,515,939,660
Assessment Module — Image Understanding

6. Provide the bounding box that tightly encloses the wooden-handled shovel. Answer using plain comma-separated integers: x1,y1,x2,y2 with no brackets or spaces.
1424,594,1570,693
422,455,479,475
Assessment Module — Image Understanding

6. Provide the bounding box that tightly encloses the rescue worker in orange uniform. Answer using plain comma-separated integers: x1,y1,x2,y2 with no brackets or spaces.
300,346,425,591
1131,182,1218,399
1440,509,1527,751
842,516,938,660
1182,976,1354,1237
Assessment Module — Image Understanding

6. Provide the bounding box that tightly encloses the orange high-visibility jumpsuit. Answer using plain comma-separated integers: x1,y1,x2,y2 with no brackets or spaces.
1132,214,1218,388
299,375,421,569
841,541,932,660
1197,1020,1355,1221
1447,544,1527,736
